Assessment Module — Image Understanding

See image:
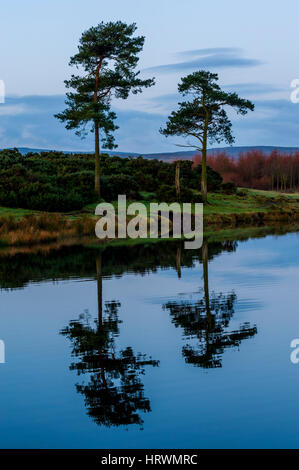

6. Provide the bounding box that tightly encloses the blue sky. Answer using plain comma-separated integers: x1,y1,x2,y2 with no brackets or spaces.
0,0,299,152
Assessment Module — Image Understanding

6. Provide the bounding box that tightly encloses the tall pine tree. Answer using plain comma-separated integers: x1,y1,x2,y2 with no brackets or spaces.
160,71,254,202
56,21,154,196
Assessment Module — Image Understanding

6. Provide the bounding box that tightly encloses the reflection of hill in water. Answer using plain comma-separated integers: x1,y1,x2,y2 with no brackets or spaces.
0,240,237,289
0,223,298,290
0,232,262,426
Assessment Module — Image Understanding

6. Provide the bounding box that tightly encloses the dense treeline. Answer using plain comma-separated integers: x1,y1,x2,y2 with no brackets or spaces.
0,149,222,211
193,150,299,191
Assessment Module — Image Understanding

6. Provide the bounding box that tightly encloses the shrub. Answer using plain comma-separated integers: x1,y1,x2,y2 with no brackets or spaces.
0,150,222,211
236,189,248,197
156,185,203,203
100,174,140,201
221,182,237,194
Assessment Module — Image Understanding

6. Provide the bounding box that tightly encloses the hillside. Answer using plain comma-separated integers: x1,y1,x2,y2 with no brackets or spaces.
143,146,299,161
2,145,299,161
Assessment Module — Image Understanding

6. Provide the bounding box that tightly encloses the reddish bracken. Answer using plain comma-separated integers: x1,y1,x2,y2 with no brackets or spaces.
193,150,299,191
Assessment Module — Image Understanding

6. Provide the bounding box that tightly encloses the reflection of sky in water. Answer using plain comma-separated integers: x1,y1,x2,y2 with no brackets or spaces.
0,232,298,448
209,234,299,289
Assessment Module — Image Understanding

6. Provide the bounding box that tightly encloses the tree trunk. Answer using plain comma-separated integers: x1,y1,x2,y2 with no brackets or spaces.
175,160,180,201
201,148,207,203
202,242,213,361
96,253,102,326
176,245,181,278
202,242,210,316
94,120,100,196
93,57,104,198
201,112,209,203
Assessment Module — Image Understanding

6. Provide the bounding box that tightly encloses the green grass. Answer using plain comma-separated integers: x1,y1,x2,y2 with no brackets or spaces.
2,187,299,225
0,207,37,218
204,189,299,216
82,188,299,218
244,188,299,198
1,188,299,250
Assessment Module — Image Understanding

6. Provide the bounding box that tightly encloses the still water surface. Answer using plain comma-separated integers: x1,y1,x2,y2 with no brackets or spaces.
0,231,298,448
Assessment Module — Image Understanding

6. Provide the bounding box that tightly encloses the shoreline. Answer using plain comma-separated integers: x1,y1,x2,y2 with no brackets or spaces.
0,217,298,256
1,188,299,250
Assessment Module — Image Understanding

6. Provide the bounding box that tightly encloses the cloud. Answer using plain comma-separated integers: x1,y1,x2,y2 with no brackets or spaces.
0,104,26,116
177,47,241,57
1,94,299,153
145,93,181,114
0,95,171,153
231,99,299,146
145,47,263,73
0,95,89,151
222,83,284,95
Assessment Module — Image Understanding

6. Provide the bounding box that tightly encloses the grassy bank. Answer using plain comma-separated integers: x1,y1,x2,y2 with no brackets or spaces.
204,189,299,226
1,222,298,258
0,188,299,248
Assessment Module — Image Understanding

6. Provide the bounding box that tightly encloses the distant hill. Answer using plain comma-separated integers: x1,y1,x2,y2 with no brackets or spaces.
1,147,140,158
2,145,299,161
141,146,299,161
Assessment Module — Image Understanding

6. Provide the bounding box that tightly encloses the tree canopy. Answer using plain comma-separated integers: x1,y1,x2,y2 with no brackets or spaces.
55,21,154,195
161,71,254,201
61,302,159,427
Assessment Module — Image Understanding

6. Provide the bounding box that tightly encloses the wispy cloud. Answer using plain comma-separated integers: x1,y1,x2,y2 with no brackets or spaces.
146,47,263,73
177,47,242,57
222,83,284,95
0,104,26,116
0,95,171,153
232,98,299,146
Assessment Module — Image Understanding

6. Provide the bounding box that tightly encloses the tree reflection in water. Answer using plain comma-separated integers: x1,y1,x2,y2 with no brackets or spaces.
61,254,159,428
164,242,257,368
